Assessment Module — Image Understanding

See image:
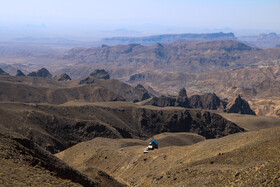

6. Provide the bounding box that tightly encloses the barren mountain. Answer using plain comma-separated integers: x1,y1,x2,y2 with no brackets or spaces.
128,65,280,99
140,89,255,115
89,69,110,80
189,93,226,110
101,32,237,45
56,125,280,186
0,73,154,103
54,73,71,81
28,68,52,78
0,68,9,76
16,69,25,76
0,126,124,187
61,40,280,80
0,101,245,153
241,33,280,49
226,95,256,115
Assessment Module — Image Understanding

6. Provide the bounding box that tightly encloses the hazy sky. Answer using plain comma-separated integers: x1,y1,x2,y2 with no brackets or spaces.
0,0,279,37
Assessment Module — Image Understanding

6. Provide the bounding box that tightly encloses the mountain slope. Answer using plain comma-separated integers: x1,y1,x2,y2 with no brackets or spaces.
0,101,244,153
0,75,152,104
56,126,280,186
62,40,265,79
0,126,124,187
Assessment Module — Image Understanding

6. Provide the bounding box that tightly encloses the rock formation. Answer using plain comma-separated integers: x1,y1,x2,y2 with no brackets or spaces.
189,93,226,110
54,73,71,81
0,68,9,76
226,95,256,115
90,69,110,79
175,88,190,108
16,70,25,76
133,84,151,102
143,95,177,107
79,76,95,84
142,90,255,115
28,68,52,78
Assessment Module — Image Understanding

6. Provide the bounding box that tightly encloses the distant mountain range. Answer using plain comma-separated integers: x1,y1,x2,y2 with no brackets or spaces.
240,33,280,49
101,32,236,45
62,39,280,79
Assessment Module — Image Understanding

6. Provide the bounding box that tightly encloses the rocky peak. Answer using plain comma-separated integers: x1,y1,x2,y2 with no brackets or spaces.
37,68,52,78
90,69,110,80
226,95,256,115
79,76,95,85
178,88,187,97
28,68,52,78
16,70,25,76
175,88,190,108
134,84,151,102
135,84,145,90
0,68,9,76
54,73,71,81
189,93,226,110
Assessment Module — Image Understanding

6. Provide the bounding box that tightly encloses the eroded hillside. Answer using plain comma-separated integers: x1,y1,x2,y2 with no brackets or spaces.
0,101,244,153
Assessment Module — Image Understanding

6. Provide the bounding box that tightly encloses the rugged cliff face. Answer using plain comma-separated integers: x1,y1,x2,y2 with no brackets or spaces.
141,89,256,115
16,70,25,76
28,68,52,78
54,73,71,81
0,68,9,76
189,93,226,110
0,102,244,154
89,69,110,80
226,95,256,115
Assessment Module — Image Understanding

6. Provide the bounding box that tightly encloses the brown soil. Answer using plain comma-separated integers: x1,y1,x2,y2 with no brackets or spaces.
57,127,280,186
0,126,124,187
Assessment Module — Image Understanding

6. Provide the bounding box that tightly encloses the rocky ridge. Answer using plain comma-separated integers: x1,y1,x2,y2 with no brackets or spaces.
54,73,71,81
0,68,9,76
141,88,255,115
28,68,52,78
0,102,245,154
16,69,25,76
226,95,256,115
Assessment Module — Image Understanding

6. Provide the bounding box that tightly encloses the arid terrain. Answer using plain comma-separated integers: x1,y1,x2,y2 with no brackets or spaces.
1,32,280,186
56,120,280,186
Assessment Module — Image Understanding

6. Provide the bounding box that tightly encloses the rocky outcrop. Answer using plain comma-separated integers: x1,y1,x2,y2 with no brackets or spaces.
143,96,177,107
54,73,71,81
133,84,151,102
90,69,110,79
79,76,95,84
79,69,110,84
142,90,255,115
0,68,9,76
178,88,187,97
189,93,226,110
16,70,25,76
175,88,190,108
226,95,256,115
28,68,52,78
